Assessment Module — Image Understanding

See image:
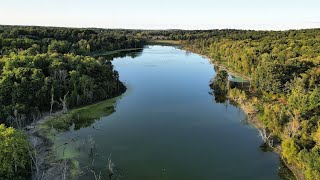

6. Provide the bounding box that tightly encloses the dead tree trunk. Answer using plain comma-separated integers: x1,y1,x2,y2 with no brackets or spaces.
60,91,69,114
90,170,101,180
61,160,69,180
54,70,68,83
50,92,55,116
28,137,42,180
8,109,26,129
107,155,115,179
258,128,273,147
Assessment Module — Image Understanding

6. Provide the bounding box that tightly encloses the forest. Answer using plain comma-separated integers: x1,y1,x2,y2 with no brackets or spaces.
146,29,320,179
0,26,319,179
0,25,145,179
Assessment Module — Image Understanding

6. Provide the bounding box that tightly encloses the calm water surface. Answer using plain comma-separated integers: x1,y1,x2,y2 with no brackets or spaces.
57,46,284,180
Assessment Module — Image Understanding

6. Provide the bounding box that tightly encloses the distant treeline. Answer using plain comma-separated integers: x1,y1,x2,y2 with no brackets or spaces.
144,29,320,179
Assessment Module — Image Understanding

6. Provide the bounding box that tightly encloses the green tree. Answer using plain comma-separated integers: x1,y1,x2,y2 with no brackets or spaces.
282,138,300,164
211,70,229,103
0,124,31,179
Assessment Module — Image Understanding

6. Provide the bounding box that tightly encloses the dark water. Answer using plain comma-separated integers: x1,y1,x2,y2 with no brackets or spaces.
56,45,287,180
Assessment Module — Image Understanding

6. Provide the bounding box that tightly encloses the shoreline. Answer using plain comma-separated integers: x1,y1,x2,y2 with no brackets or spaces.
147,40,183,46
26,111,71,180
25,95,125,179
182,46,304,180
89,47,144,57
233,99,304,180
26,44,303,179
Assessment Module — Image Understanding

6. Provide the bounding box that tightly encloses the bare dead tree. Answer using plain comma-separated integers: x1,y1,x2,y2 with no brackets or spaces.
90,170,101,180
88,135,95,156
258,128,273,147
7,109,26,129
87,135,97,166
61,160,69,180
31,111,42,124
50,87,54,115
59,91,69,114
54,70,68,83
50,90,57,116
28,137,44,180
107,154,115,179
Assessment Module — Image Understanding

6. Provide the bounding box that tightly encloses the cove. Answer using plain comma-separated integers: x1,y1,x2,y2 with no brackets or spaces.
54,45,289,179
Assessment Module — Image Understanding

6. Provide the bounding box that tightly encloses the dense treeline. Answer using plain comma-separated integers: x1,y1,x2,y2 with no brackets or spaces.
1,25,319,179
0,26,146,127
0,26,146,178
0,53,126,126
0,25,146,55
147,29,320,179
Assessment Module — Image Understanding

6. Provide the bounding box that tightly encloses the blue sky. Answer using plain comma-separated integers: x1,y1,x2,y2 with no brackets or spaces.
1,0,320,30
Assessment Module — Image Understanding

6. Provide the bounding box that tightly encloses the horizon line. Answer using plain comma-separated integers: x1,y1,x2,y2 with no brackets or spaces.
1,23,320,32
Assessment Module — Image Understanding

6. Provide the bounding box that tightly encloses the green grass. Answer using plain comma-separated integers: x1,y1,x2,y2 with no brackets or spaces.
147,40,182,46
41,96,120,132
229,75,249,83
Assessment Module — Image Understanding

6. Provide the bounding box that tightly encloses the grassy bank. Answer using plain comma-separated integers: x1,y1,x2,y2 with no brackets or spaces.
39,96,120,132
147,40,183,46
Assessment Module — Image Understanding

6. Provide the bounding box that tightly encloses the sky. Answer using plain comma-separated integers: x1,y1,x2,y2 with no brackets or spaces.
0,0,320,30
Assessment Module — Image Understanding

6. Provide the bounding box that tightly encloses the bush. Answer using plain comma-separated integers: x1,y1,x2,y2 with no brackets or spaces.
298,148,320,180
0,124,31,179
282,138,300,164
228,88,247,103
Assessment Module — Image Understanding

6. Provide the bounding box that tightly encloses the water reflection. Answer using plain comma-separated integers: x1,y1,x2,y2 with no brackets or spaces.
52,46,291,180
209,66,296,180
72,105,115,130
209,69,229,103
97,48,144,60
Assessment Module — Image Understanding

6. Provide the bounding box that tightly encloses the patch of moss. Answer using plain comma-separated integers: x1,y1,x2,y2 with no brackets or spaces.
42,96,120,132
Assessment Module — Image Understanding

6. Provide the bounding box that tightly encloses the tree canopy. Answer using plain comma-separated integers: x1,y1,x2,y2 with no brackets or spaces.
145,28,320,179
0,26,146,126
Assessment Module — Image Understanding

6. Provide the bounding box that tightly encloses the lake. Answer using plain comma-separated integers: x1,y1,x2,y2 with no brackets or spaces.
55,45,288,180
